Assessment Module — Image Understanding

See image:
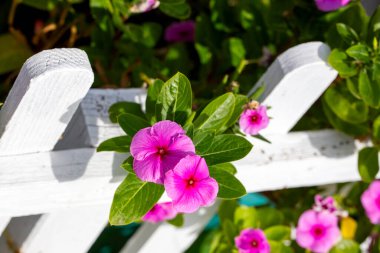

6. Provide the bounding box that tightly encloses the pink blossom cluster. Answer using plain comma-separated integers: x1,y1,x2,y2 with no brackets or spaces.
131,120,218,215
296,195,342,252
239,103,269,135
361,181,380,224
235,228,270,253
314,0,350,12
130,0,160,13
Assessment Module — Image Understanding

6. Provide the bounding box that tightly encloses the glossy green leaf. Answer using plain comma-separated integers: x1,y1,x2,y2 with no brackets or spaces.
199,134,253,165
118,113,150,137
221,94,248,131
210,163,237,175
328,49,357,78
0,34,33,74
193,129,215,154
146,79,164,121
336,23,359,44
346,44,371,62
156,72,192,125
209,164,246,199
359,70,380,108
373,115,380,141
109,102,145,123
159,2,191,19
194,93,235,132
97,135,131,153
330,239,360,253
121,156,134,174
264,226,291,241
109,174,164,225
167,214,184,227
358,147,379,183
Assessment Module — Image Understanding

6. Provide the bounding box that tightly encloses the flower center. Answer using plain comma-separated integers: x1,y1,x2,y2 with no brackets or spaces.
251,115,260,123
376,196,380,208
311,225,325,238
157,147,167,156
187,178,195,187
251,239,259,248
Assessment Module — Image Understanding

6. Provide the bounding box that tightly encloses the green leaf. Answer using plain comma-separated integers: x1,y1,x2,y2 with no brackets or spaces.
368,6,380,41
324,86,368,124
97,135,131,153
194,93,235,132
373,115,380,141
199,134,253,165
121,156,134,174
256,207,284,229
124,23,162,48
146,79,164,121
109,102,145,123
218,200,238,224
359,69,380,108
221,94,248,131
167,214,184,227
336,23,359,44
224,38,246,67
0,34,33,74
328,49,357,78
330,239,360,253
193,129,215,154
118,113,150,137
358,147,379,183
346,44,371,62
346,78,361,99
20,0,58,10
234,206,257,229
268,241,293,253
90,0,113,13
209,164,246,199
109,174,165,225
211,163,237,175
222,219,238,246
264,226,291,241
159,2,191,19
156,72,192,125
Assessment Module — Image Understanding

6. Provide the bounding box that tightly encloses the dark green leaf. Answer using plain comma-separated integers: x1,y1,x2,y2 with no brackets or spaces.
222,219,237,246
109,102,145,123
224,38,246,67
330,239,360,253
156,72,192,125
193,129,215,154
0,34,33,74
121,156,134,174
264,226,291,241
328,49,357,78
97,135,131,153
368,6,380,41
167,214,184,227
346,44,371,62
209,164,246,199
194,93,235,132
200,134,253,165
109,174,164,225
159,2,191,19
146,79,164,121
336,23,359,44
20,0,58,10
359,69,380,108
346,78,361,99
221,94,248,131
118,113,150,137
373,115,380,141
358,147,379,182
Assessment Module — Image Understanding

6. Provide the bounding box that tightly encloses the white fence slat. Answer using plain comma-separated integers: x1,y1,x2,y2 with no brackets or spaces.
0,48,94,156
121,203,220,253
0,218,10,235
0,130,369,216
249,41,337,135
1,206,108,253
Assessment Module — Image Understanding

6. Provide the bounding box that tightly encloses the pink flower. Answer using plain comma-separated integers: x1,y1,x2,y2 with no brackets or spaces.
234,229,270,253
314,195,348,218
130,0,159,13
296,210,340,253
130,120,195,184
361,181,380,224
314,0,350,12
164,155,218,213
239,105,269,135
164,21,196,43
142,202,178,223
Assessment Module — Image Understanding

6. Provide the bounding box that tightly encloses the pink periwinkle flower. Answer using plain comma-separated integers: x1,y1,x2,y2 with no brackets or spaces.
130,120,195,184
234,228,270,253
313,195,348,218
142,202,178,223
239,105,269,135
164,155,218,213
164,21,196,43
130,0,160,13
296,210,341,253
314,0,350,12
361,181,380,224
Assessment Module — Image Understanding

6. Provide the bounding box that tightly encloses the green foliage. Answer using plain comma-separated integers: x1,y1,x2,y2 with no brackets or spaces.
209,164,246,199
358,147,379,183
330,239,360,253
97,135,131,152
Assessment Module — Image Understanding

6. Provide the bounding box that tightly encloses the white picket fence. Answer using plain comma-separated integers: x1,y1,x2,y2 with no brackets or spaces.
0,40,375,253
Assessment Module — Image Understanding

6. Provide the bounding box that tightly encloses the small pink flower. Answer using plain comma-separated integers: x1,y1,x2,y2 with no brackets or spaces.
142,202,178,223
130,120,195,184
239,105,269,135
164,155,218,213
314,0,350,12
361,181,380,224
313,195,348,218
296,210,340,253
164,21,196,43
130,0,160,13
234,229,270,253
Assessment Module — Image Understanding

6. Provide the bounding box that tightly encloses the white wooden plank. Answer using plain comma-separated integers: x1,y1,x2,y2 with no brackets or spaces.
249,41,337,135
0,206,108,253
0,48,94,156
0,218,11,234
0,130,371,216
121,203,220,253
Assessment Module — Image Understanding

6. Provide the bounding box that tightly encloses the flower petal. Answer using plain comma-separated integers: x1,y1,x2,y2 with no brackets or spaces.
130,127,158,160
134,154,164,183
